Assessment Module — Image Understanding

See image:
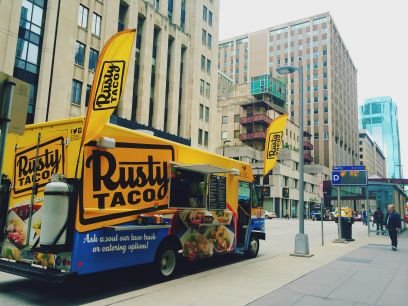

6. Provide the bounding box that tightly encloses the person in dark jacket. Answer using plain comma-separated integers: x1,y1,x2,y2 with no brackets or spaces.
385,204,401,251
373,207,384,235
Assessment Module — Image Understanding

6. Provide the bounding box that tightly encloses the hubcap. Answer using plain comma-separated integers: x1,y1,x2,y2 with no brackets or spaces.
250,238,258,254
160,249,176,276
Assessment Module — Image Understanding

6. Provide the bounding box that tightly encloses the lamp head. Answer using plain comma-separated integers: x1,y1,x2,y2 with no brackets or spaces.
276,65,298,75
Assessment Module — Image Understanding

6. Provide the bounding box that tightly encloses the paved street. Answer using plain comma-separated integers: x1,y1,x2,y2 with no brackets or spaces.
0,219,376,306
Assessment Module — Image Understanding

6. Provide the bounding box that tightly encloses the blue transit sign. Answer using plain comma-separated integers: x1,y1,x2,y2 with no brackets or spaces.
333,165,366,171
332,165,368,186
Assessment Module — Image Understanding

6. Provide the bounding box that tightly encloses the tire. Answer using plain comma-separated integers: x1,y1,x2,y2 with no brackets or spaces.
246,235,260,258
154,244,179,280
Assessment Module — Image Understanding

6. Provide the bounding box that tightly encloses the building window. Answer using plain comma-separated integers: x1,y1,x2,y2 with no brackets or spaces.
180,0,186,30
208,11,213,26
85,84,92,107
200,79,205,96
154,0,160,11
204,131,209,146
206,59,211,75
71,79,82,105
198,129,203,145
221,131,228,140
205,82,210,98
205,106,209,122
88,48,99,70
207,33,212,49
92,13,101,37
118,3,128,31
202,29,207,45
222,116,228,124
78,4,89,29
74,41,85,66
203,5,207,22
314,132,319,140
234,130,240,138
199,103,204,120
201,55,206,72
234,114,240,122
168,0,174,22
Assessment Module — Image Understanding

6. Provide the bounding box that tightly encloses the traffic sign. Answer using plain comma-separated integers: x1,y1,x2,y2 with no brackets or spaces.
333,165,366,171
332,165,368,186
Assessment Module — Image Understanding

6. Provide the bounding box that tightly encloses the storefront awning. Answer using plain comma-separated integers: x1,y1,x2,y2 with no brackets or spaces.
171,162,238,174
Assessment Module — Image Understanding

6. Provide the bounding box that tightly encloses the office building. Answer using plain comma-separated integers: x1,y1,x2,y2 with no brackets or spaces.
217,75,330,217
218,12,359,168
0,0,219,150
359,130,387,178
359,96,401,178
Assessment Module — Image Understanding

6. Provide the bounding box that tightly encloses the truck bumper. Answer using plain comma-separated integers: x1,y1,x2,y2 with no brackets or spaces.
0,259,74,283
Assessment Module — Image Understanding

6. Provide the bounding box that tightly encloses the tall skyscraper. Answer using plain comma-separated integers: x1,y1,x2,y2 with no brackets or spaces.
218,12,359,168
359,96,402,178
0,0,220,150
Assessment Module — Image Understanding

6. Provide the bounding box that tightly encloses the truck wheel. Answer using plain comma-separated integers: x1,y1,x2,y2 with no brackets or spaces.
246,235,260,258
154,244,179,280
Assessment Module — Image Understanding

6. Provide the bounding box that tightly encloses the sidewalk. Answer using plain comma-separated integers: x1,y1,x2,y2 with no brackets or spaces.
85,224,389,306
249,232,408,306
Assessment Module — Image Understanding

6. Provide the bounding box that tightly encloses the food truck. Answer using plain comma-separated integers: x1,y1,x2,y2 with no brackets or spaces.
0,117,265,282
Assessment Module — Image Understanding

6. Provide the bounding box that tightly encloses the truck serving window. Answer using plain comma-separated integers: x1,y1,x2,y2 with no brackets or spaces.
169,167,206,209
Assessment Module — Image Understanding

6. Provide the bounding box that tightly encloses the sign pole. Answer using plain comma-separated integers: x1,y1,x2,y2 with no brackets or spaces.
366,186,370,237
320,199,324,246
337,186,342,239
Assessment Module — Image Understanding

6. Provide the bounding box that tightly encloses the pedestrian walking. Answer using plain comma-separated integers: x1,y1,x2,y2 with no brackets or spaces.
362,209,368,226
284,210,289,220
385,204,401,251
373,207,384,235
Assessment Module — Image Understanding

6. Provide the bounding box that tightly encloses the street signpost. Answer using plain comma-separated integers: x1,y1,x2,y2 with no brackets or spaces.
332,165,368,186
331,165,368,242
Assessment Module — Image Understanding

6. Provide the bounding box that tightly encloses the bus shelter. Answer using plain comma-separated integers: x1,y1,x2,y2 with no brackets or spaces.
323,180,408,234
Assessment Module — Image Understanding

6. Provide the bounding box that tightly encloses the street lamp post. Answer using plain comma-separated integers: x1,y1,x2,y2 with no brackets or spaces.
276,65,312,257
222,140,231,156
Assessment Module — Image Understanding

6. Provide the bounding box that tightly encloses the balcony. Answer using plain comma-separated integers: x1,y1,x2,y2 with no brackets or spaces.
304,152,314,163
304,140,314,150
239,131,266,141
240,114,272,126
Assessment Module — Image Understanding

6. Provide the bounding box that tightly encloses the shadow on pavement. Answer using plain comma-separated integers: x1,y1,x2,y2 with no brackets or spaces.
0,255,247,306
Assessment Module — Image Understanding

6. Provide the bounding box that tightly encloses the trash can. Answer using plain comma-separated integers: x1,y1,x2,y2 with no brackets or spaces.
334,216,355,241
341,217,354,241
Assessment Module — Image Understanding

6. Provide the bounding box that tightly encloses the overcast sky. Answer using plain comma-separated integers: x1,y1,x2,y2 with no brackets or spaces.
219,0,408,177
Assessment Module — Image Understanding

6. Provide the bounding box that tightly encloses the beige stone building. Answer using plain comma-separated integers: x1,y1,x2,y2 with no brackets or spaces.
359,130,387,178
216,77,330,217
218,12,359,168
0,0,219,150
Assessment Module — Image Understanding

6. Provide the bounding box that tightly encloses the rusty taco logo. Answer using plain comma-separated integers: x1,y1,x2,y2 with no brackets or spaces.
266,132,283,159
13,137,65,195
94,61,125,110
80,143,174,224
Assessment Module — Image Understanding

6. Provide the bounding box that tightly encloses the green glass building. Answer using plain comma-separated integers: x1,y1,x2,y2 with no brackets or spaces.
359,96,402,178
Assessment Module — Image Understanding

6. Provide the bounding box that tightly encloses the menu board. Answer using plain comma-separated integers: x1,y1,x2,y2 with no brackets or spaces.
208,175,227,210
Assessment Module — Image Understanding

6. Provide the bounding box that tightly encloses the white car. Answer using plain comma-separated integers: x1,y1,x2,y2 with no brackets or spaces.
264,210,277,219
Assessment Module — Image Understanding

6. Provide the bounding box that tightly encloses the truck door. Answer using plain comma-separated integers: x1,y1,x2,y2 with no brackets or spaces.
237,181,251,248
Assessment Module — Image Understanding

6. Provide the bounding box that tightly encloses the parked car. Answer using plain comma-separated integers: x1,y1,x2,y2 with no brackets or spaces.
264,210,277,219
310,209,322,221
353,213,362,221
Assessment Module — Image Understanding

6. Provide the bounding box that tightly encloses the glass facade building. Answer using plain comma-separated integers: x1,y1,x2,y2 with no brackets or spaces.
359,96,402,178
14,0,47,124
